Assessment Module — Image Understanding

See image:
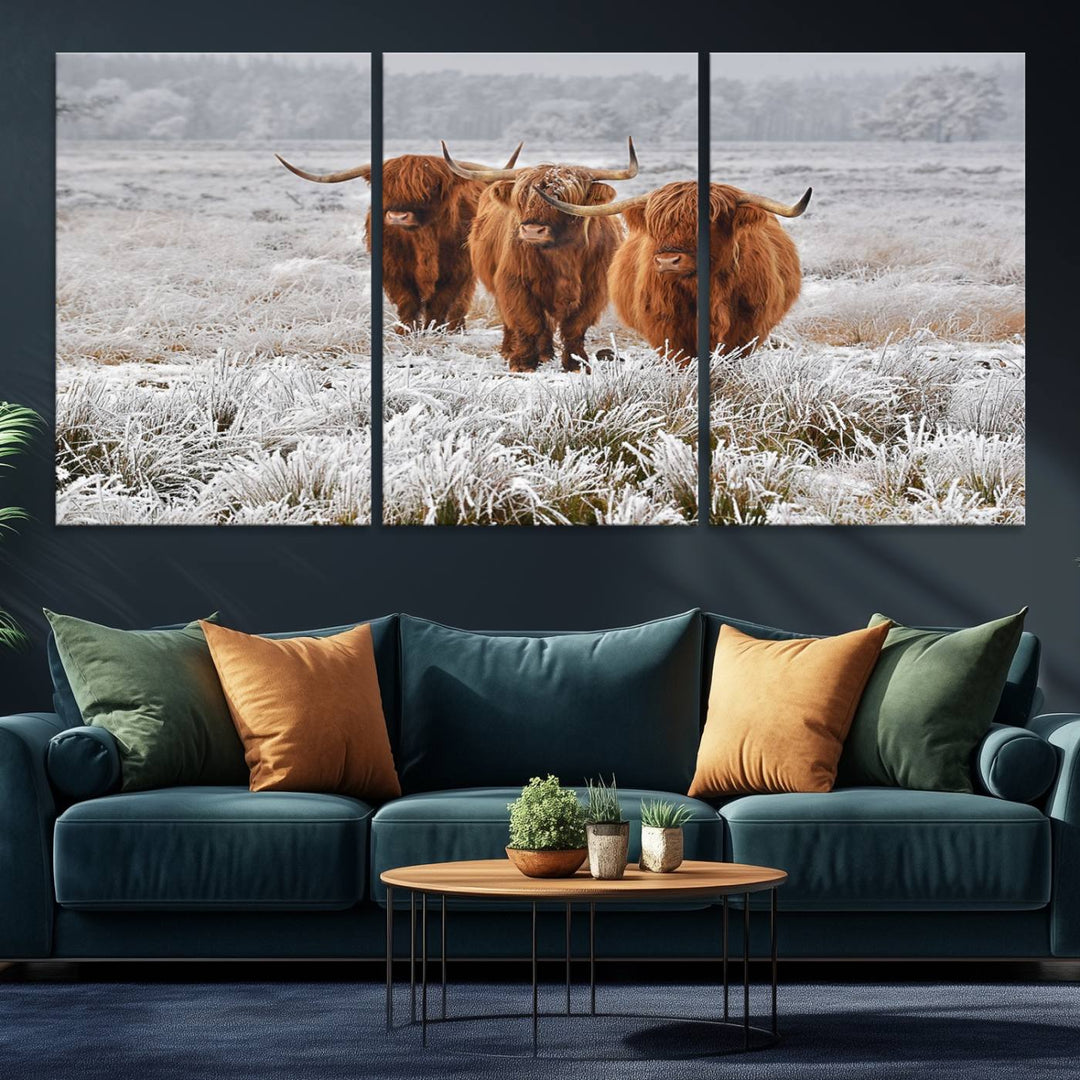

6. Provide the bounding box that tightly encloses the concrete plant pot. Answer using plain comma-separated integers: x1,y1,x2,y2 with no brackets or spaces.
586,821,630,880
639,825,684,873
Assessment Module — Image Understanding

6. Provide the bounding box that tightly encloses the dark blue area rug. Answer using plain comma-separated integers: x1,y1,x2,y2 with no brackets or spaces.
1,980,1077,1079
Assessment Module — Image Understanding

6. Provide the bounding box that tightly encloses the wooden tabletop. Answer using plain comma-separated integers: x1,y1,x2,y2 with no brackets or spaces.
380,860,786,901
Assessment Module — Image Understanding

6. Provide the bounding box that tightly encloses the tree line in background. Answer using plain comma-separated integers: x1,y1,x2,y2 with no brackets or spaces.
56,54,1024,143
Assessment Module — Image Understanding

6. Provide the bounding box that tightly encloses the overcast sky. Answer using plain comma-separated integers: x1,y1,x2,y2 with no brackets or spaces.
385,52,1021,79
712,52,1023,80
386,53,695,77
67,51,1023,80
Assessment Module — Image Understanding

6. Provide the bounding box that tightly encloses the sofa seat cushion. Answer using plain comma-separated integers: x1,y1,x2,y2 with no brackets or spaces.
371,788,723,905
722,789,1050,911
54,787,372,911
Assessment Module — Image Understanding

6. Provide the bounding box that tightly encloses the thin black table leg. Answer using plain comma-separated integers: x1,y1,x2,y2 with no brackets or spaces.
410,892,416,1023
385,885,393,1032
441,893,447,1020
589,902,596,1016
743,892,751,1050
421,893,428,1047
531,901,539,1057
565,903,572,1015
771,887,778,1036
722,895,729,1022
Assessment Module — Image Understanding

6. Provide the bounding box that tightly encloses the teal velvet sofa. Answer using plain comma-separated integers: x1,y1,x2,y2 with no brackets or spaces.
2,609,1077,963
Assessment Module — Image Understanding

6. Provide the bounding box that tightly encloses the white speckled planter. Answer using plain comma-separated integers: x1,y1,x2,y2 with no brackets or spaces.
587,822,630,880
640,825,684,873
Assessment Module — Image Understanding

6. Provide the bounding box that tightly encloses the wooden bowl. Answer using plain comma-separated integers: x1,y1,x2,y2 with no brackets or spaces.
506,846,587,878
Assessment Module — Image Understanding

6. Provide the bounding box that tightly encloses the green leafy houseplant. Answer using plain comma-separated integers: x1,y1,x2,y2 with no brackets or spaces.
507,775,587,851
0,403,39,650
640,800,694,829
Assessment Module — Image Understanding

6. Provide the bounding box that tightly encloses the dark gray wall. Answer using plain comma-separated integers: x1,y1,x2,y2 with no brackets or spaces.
3,5,1072,714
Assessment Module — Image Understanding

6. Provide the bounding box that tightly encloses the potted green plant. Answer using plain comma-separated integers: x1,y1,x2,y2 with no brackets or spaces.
639,799,694,873
0,403,39,650
585,775,629,880
506,775,587,878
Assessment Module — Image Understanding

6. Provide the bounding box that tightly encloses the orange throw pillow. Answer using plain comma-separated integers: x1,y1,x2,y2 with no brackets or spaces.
200,621,400,801
688,622,890,797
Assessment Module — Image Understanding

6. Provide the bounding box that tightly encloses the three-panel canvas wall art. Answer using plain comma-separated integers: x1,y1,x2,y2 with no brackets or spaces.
56,52,1025,526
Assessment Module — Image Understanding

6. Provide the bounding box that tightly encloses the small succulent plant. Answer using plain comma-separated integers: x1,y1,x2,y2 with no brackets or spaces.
640,799,694,830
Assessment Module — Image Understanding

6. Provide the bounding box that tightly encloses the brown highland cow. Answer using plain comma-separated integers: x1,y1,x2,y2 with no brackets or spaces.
441,139,639,372
276,145,521,332
537,180,811,362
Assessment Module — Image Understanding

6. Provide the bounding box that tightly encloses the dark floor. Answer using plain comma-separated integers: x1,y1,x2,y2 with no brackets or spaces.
1,968,1078,1080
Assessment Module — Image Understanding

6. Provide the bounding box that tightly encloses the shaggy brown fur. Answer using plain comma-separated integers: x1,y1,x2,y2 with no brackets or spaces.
359,155,488,333
468,166,623,372
609,182,803,362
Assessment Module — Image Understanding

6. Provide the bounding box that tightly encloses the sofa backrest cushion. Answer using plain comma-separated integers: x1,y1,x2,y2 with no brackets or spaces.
703,614,1040,729
398,611,703,794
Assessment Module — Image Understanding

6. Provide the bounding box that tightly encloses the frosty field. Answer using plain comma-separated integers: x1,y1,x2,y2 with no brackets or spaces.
381,138,699,525
709,140,1024,524
56,138,1024,526
56,140,374,525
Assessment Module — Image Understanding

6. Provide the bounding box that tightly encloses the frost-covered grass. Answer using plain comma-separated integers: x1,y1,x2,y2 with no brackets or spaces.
709,335,1023,525
56,139,373,524
705,140,1024,525
57,138,1024,525
384,344,697,525
56,353,372,524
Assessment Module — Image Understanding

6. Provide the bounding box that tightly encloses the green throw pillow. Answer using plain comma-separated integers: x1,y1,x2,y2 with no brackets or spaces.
837,609,1027,793
44,610,249,792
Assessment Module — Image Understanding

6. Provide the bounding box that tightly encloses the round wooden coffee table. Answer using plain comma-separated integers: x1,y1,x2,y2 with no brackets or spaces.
380,859,787,1058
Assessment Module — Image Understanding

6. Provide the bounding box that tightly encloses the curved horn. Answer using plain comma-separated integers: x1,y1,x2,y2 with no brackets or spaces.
503,141,524,168
275,154,370,184
736,186,812,218
441,140,524,181
533,187,650,218
587,137,639,181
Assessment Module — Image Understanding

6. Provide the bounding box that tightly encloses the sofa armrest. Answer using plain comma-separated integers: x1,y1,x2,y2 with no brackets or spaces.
1026,713,1080,955
0,712,67,958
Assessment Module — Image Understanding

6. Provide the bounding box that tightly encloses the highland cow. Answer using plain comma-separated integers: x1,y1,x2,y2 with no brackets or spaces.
441,139,639,372
537,180,811,362
276,145,521,332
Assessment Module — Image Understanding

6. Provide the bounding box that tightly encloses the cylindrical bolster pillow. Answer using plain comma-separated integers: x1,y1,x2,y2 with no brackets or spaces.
975,723,1058,803
46,726,122,801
